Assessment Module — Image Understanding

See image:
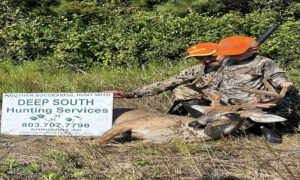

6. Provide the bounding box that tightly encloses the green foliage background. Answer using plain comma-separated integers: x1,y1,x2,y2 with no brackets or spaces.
0,0,300,70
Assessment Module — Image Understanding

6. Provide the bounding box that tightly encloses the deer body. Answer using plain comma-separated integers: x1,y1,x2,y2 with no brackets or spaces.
92,108,245,143
92,76,288,144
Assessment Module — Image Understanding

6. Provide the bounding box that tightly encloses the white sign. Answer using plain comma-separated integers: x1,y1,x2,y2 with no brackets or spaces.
1,93,113,136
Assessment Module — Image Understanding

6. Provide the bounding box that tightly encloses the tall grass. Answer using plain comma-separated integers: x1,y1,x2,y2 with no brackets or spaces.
0,58,299,111
0,58,198,112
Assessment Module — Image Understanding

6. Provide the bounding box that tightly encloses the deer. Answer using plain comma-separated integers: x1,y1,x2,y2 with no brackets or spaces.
91,75,288,144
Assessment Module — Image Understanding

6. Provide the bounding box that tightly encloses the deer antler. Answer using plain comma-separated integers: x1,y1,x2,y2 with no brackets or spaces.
184,76,287,113
240,80,287,103
184,75,222,107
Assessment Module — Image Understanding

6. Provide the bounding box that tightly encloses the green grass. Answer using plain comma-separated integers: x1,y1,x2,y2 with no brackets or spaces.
1,57,298,99
0,59,197,96
287,68,300,90
0,58,199,113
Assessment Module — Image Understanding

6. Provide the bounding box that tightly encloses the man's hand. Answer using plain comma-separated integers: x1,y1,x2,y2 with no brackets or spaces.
102,91,129,98
280,81,293,87
252,97,276,109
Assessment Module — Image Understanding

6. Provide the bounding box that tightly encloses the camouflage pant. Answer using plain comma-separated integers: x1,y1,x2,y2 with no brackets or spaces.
270,96,300,118
270,86,300,118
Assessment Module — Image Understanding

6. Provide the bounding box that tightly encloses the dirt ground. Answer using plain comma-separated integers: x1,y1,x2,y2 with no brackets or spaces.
1,130,300,180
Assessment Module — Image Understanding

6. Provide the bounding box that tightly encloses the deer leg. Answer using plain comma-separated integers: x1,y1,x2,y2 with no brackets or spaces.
260,123,282,144
92,124,133,144
180,99,210,118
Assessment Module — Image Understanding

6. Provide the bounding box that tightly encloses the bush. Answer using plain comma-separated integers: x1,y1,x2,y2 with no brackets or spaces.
0,0,300,69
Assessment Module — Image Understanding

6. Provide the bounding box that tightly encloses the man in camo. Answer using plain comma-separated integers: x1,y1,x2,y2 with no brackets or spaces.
104,43,226,117
211,36,300,143
104,42,284,117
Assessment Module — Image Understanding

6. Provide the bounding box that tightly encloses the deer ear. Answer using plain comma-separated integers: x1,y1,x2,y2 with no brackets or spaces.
249,114,287,123
191,105,207,114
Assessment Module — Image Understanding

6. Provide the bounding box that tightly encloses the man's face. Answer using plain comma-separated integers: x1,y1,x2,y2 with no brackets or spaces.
194,55,225,67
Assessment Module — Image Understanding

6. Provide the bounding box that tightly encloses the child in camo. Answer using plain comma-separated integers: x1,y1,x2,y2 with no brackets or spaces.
211,36,294,143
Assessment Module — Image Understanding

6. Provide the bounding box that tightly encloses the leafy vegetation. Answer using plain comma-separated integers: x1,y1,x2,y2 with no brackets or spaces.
0,0,300,69
133,0,300,15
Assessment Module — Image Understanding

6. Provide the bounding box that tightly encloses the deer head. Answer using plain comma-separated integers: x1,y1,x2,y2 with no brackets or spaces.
183,75,287,136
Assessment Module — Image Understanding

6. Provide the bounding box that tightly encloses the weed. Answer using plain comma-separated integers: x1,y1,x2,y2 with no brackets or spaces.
47,151,65,163
0,168,8,179
134,159,153,165
221,150,231,158
21,163,42,173
247,161,264,166
6,159,19,171
39,172,63,180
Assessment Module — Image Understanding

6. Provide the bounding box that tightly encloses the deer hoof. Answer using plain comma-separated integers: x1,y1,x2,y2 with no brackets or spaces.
260,126,282,144
188,121,205,130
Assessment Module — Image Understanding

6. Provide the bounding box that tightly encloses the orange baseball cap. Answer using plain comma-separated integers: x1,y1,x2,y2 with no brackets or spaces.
186,43,218,58
213,36,258,56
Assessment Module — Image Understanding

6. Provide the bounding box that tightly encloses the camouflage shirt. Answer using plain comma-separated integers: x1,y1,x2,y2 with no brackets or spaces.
210,53,292,105
127,64,219,99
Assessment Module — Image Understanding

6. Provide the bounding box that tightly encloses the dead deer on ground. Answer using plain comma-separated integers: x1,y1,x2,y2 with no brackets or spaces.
91,75,287,144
